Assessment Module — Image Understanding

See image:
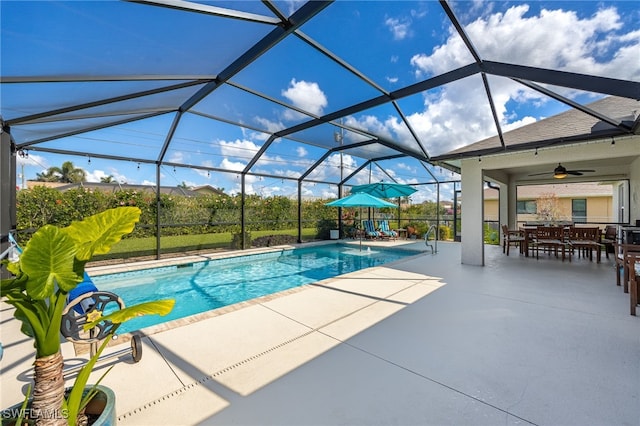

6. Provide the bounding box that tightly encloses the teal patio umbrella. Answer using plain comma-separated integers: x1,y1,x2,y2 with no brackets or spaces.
325,192,397,209
350,182,417,199
326,193,396,250
350,182,417,232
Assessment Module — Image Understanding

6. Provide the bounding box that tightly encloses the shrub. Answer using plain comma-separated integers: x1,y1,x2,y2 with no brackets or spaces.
252,234,297,247
438,225,451,240
484,224,500,245
316,218,337,239
230,231,251,249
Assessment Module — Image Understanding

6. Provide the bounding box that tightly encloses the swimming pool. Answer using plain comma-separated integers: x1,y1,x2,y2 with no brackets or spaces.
92,244,419,333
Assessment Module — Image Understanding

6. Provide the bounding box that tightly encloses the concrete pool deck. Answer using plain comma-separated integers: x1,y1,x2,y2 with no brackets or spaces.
1,240,638,425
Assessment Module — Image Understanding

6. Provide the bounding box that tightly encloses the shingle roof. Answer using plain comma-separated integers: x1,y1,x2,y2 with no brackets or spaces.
434,96,639,160
53,182,202,197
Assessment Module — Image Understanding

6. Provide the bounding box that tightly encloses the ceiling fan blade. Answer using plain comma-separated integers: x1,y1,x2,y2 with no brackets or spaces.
570,169,595,173
567,171,583,176
527,172,552,176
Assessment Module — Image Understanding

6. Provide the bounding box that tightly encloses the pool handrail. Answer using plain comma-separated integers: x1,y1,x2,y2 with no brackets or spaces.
424,225,437,254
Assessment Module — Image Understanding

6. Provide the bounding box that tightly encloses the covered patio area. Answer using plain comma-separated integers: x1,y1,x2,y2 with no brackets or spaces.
2,241,637,425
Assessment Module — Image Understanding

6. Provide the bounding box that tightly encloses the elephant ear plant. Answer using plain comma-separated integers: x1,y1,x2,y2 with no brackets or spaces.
1,207,175,425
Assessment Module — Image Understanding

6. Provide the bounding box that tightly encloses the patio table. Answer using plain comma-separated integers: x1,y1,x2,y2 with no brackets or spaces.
395,228,408,239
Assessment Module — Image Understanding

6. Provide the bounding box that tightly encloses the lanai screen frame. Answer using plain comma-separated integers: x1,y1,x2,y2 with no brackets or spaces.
1,0,638,258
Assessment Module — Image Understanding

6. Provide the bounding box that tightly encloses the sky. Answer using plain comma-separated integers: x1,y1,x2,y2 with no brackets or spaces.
3,0,639,203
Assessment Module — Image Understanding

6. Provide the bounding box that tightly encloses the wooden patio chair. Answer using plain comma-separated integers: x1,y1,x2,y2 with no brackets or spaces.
567,227,602,262
600,225,617,259
534,226,570,261
501,224,525,256
614,242,640,292
625,251,640,316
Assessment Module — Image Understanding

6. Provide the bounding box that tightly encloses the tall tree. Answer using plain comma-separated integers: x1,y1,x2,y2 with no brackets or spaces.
35,161,86,183
100,175,115,183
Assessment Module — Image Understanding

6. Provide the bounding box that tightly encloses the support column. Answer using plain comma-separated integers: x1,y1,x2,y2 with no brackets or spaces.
508,180,518,229
460,159,484,266
297,180,302,243
1,129,17,278
241,174,246,250
497,181,508,228
155,164,161,260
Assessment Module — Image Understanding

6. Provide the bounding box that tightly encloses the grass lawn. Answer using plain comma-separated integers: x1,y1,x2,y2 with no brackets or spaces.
103,228,319,258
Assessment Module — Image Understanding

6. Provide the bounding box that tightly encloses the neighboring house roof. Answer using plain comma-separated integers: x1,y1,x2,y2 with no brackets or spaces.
434,96,640,160
191,185,226,196
26,181,68,189
484,182,613,200
32,181,204,197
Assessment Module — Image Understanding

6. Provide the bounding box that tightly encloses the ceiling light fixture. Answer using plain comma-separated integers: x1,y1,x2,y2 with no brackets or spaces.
553,163,568,179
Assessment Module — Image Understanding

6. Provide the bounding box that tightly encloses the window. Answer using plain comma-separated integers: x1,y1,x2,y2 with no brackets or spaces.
572,199,587,223
517,200,537,214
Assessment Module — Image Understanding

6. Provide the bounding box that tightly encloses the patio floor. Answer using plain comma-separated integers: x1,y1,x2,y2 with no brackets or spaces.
1,240,638,425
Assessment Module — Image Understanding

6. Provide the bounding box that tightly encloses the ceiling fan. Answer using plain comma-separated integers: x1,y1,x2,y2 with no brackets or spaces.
528,163,595,179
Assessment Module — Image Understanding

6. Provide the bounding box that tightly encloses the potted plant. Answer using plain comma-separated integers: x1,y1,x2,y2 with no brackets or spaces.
1,207,175,425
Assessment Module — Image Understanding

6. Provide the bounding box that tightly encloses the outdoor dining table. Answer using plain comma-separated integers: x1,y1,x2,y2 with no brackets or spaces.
520,225,572,259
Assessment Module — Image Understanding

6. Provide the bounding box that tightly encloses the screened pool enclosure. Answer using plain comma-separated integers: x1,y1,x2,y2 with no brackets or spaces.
1,1,638,260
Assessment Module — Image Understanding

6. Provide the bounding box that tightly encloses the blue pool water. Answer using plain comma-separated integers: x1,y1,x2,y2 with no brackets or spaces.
92,244,418,333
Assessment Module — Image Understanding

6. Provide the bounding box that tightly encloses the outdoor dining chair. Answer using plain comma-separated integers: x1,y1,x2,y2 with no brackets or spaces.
601,225,617,259
534,226,570,261
613,242,640,292
625,251,640,316
567,227,602,262
501,224,525,256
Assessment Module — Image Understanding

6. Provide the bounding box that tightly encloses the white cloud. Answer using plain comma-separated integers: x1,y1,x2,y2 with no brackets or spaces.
218,139,260,163
219,157,246,172
405,4,640,154
502,116,537,133
321,188,338,198
168,151,185,164
411,4,638,80
386,76,399,84
16,152,48,169
281,79,328,119
254,117,285,135
194,160,214,178
385,16,412,40
306,153,357,182
85,169,109,183
84,167,130,184
296,146,308,157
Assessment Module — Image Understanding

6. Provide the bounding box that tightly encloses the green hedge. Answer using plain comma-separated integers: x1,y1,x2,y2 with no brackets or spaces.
15,187,459,258
15,187,338,244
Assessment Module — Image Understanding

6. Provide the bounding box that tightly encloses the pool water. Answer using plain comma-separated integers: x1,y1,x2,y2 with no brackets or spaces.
92,244,417,333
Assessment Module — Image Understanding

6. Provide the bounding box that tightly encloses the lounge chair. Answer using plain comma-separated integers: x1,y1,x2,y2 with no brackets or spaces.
378,220,397,240
362,220,381,239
